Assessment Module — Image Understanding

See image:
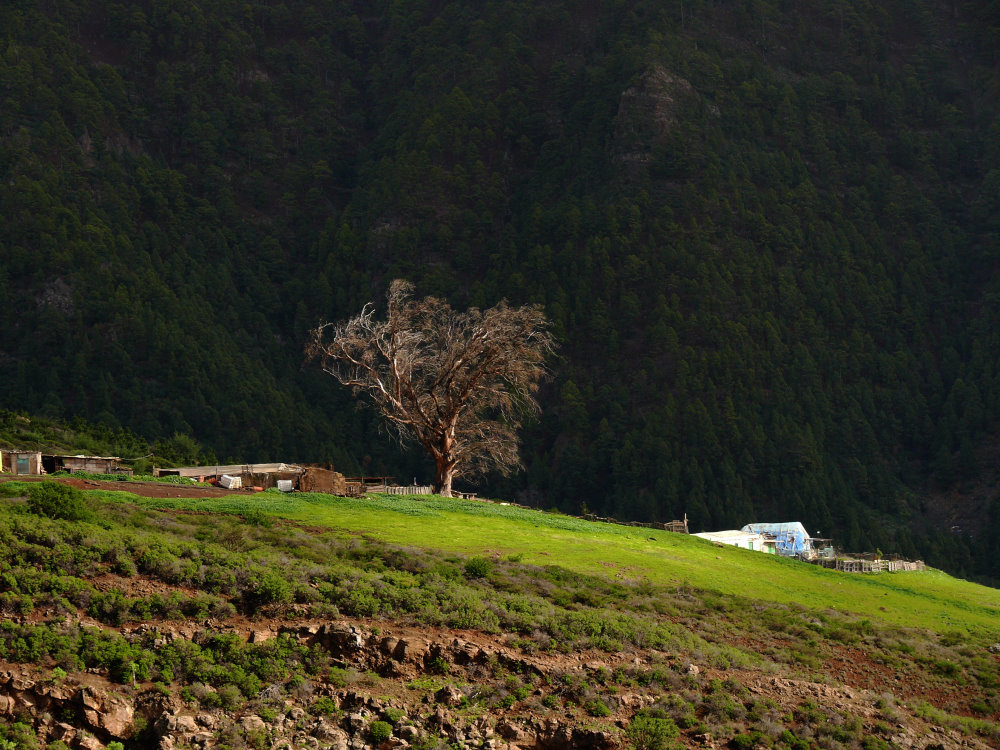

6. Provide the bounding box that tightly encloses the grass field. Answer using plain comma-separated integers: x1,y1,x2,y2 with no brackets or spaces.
84,488,1000,637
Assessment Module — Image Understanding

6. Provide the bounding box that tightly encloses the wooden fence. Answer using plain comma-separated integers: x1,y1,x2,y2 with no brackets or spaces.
817,558,925,573
583,514,689,534
378,484,434,495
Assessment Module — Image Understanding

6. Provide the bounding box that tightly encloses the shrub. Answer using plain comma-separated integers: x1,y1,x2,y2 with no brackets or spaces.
26,482,90,521
242,509,273,528
383,707,406,724
587,699,613,717
428,656,450,675
217,684,243,709
464,556,494,578
310,697,339,716
247,572,292,610
732,731,765,749
626,711,681,750
369,720,393,744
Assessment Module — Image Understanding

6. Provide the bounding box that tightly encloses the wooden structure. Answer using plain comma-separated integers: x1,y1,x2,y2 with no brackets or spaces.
819,557,925,573
344,476,436,496
381,484,435,495
0,450,43,475
665,514,689,534
583,513,689,533
42,454,132,475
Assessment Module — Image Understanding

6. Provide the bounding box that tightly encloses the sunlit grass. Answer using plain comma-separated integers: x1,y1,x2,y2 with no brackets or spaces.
89,489,1000,636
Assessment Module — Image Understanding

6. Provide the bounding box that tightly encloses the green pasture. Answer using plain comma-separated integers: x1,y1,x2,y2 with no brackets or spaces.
87,488,1000,636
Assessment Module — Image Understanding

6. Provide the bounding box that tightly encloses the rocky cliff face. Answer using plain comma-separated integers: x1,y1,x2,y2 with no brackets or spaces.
0,620,627,750
2,618,993,750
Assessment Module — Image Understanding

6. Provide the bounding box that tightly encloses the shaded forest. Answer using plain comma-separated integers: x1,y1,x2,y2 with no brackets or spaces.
2,0,1000,582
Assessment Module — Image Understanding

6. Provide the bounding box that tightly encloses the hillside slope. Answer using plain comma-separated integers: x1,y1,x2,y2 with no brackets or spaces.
2,1,1000,580
0,480,998,749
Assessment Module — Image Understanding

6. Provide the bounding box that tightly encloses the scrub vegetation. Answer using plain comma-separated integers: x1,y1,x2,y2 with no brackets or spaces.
0,481,997,748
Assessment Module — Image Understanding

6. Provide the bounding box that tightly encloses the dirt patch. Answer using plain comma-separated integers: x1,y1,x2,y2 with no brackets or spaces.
0,475,237,498
89,572,202,599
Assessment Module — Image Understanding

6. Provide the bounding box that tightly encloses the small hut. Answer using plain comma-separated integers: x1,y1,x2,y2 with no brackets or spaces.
42,454,132,475
1,450,43,475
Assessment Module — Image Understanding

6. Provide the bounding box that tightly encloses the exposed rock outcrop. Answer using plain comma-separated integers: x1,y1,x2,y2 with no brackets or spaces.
611,64,695,170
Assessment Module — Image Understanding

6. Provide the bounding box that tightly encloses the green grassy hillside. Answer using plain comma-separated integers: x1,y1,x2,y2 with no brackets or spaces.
93,489,1000,637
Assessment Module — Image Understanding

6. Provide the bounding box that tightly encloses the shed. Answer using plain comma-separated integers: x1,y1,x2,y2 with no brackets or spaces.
42,454,132,475
1,450,43,475
740,522,814,558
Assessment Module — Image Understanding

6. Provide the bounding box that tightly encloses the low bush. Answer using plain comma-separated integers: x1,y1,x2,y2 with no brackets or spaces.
369,720,392,744
26,483,90,521
382,707,406,724
586,699,613,717
626,711,681,750
464,556,494,578
310,696,339,716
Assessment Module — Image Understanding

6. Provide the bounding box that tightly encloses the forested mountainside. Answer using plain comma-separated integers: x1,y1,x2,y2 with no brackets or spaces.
3,0,1000,581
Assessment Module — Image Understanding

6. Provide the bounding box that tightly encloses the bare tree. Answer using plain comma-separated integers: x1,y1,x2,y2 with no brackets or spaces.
306,280,554,496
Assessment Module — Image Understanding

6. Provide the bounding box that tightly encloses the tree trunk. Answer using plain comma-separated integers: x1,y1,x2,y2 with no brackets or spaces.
434,456,455,497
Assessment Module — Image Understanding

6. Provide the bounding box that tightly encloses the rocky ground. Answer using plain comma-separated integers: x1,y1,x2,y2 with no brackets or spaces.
1,610,995,750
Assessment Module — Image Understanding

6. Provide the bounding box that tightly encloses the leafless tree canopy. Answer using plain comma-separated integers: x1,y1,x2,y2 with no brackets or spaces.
306,280,554,496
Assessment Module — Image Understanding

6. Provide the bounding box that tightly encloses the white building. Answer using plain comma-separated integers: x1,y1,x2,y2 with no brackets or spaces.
692,529,776,553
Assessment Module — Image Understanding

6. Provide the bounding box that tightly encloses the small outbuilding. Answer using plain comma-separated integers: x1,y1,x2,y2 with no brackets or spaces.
42,454,132,475
1,449,43,475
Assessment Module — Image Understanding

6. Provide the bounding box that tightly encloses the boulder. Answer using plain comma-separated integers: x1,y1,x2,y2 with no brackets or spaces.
397,725,422,742
249,629,275,644
496,720,531,743
240,715,267,733
434,685,464,706
98,695,134,737
75,733,103,750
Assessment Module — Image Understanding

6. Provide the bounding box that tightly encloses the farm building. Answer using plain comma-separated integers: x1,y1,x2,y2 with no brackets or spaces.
1,450,43,475
692,529,777,553
42,454,132,475
154,463,348,494
740,522,815,558
1,450,131,476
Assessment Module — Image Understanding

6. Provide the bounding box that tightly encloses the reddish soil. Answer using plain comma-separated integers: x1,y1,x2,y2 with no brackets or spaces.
0,475,236,498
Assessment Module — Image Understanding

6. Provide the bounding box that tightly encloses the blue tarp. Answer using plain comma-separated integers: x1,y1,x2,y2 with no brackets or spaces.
740,521,812,557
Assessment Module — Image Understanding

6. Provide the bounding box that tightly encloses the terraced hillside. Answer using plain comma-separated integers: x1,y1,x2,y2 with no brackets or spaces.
0,478,997,749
